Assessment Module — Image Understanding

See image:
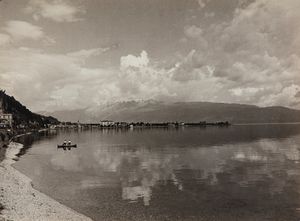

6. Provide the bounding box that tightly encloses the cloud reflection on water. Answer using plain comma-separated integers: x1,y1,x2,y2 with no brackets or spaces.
14,125,300,220
49,132,300,206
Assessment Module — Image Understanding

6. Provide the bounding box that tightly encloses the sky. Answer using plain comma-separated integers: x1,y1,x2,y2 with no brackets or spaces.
0,0,299,111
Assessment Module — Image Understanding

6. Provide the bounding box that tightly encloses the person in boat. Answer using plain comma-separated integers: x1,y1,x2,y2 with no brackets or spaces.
68,140,72,145
63,140,67,146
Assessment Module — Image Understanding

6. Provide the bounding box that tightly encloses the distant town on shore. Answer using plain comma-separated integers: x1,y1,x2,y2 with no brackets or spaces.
1,89,300,138
54,120,230,130
0,90,230,140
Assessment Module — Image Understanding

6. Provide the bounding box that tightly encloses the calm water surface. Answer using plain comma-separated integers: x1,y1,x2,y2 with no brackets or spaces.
14,125,300,221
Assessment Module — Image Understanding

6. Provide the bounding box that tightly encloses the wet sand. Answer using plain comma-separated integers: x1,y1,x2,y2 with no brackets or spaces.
0,141,5,217
0,145,5,163
0,142,93,221
0,131,9,163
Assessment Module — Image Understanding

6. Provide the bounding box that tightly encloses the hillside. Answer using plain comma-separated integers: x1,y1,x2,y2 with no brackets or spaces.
41,100,300,124
0,90,59,127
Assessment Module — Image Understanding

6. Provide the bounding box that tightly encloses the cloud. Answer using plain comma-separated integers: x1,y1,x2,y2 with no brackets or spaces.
118,51,174,101
184,25,203,39
0,47,117,111
196,0,209,8
67,48,110,58
120,51,149,69
171,50,211,82
261,84,300,108
118,51,223,103
25,0,85,22
67,47,111,65
0,0,299,111
0,33,11,46
178,0,300,108
3,20,45,40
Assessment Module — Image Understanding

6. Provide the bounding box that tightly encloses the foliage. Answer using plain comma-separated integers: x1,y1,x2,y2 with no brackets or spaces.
0,90,59,128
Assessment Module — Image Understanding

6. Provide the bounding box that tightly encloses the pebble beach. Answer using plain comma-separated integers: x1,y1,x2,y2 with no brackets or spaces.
0,142,93,221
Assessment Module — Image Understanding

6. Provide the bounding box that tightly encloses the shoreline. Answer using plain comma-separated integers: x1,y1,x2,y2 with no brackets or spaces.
0,141,93,221
0,128,52,163
0,130,11,163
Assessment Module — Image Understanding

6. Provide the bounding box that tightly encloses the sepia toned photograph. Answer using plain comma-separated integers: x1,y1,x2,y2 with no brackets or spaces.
0,0,300,220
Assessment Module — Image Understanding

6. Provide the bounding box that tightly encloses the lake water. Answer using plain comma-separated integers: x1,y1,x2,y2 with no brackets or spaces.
14,124,300,221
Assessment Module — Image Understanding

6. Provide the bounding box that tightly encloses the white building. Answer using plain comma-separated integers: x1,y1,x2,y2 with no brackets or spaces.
99,120,114,127
0,110,13,128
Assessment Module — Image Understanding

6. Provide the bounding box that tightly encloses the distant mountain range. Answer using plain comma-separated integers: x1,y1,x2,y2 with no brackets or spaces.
0,90,59,127
39,100,300,124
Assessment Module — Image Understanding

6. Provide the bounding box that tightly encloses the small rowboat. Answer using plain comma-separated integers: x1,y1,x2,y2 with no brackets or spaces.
57,144,77,148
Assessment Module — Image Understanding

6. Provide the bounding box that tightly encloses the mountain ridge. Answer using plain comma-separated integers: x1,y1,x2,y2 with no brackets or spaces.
39,101,300,124
0,90,59,127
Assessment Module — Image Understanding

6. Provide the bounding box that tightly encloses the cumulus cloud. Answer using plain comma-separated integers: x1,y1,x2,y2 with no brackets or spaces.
118,51,174,101
25,0,85,22
0,47,117,111
0,49,172,111
118,51,224,103
120,51,149,69
0,0,299,111
3,20,45,41
177,0,300,108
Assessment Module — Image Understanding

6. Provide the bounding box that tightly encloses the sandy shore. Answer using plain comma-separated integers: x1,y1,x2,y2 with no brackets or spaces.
0,142,93,221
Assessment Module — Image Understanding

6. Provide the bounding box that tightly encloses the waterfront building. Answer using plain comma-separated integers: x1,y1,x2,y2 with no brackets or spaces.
0,110,13,128
99,120,115,127
116,122,128,127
